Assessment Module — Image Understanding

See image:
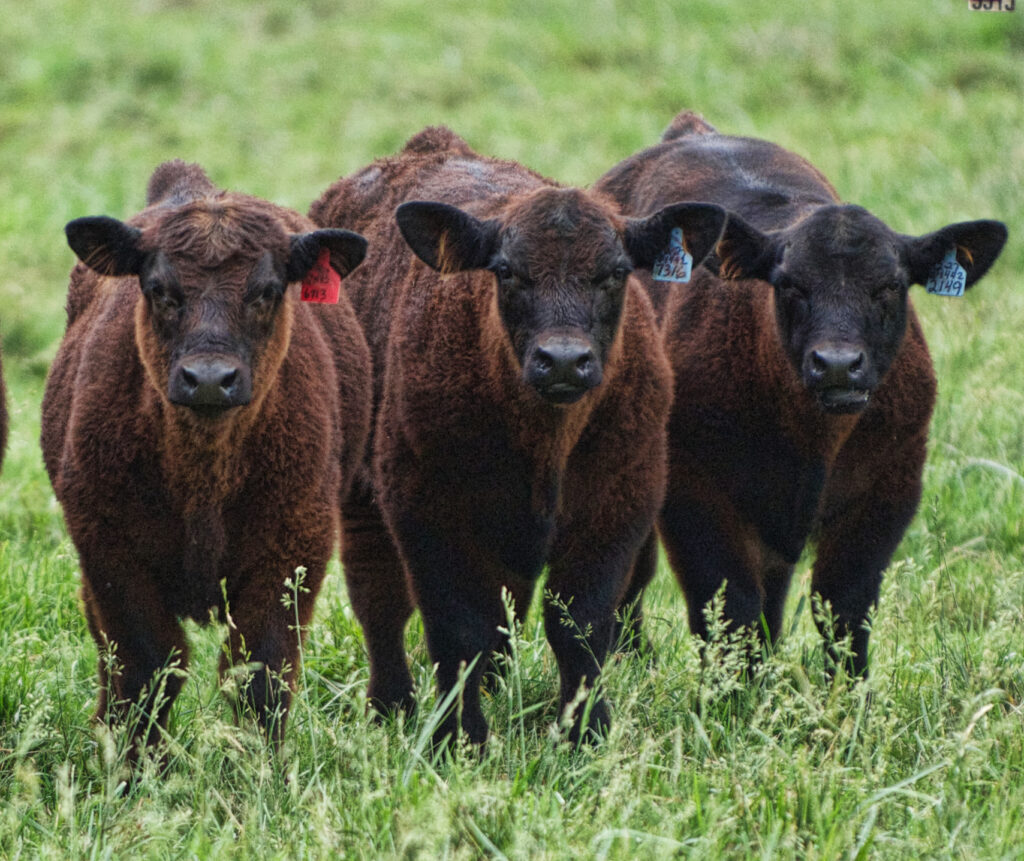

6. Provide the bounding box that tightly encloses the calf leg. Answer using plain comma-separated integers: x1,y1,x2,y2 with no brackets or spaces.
482,576,535,691
80,582,110,722
760,552,796,647
658,490,765,643
341,491,415,715
543,556,623,744
219,523,332,742
812,473,922,678
81,559,189,756
612,529,659,654
390,511,504,749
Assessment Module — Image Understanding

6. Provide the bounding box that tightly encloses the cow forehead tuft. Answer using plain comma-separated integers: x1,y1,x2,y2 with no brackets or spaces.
508,188,617,240
150,195,289,267
792,206,900,262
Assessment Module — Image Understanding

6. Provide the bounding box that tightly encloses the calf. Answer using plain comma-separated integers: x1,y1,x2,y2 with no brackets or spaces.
310,127,726,745
596,111,1007,675
42,161,372,757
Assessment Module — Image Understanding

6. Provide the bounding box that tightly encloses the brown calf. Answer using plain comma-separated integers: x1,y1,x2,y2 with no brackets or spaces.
42,161,372,756
596,111,1007,674
310,127,726,745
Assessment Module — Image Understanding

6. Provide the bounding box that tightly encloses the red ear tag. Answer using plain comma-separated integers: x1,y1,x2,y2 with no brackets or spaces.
300,247,341,304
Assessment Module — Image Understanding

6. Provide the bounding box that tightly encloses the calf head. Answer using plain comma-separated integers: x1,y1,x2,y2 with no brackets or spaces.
66,196,366,420
716,205,1007,413
397,188,725,405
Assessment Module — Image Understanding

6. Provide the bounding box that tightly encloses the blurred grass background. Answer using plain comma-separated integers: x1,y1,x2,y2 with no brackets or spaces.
0,0,1021,858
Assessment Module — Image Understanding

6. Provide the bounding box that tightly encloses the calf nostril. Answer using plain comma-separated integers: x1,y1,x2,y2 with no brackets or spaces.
219,368,238,390
534,351,554,373
849,353,865,374
575,353,593,374
181,367,199,389
811,351,827,374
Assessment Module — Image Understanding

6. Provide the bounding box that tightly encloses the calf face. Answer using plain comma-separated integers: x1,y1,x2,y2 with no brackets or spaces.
65,208,366,418
397,188,725,405
717,205,1007,413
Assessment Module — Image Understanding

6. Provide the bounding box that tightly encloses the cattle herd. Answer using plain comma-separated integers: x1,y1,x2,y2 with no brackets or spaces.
5,110,1007,762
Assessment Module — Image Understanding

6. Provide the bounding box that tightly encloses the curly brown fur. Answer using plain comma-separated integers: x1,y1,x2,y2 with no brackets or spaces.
42,161,372,759
311,128,725,747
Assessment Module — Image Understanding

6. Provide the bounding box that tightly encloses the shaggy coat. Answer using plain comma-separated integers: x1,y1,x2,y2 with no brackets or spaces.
596,111,1007,674
310,127,726,745
42,161,372,754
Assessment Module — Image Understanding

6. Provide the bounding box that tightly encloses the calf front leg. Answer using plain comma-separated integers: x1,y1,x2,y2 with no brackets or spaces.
612,529,659,655
81,560,189,758
546,523,651,743
220,531,331,743
812,488,921,678
658,490,766,643
390,510,504,749
543,567,618,744
813,432,926,678
341,491,416,715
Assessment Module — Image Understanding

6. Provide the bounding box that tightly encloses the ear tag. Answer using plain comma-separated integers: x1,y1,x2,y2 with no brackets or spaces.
652,227,693,283
925,248,966,297
300,247,341,304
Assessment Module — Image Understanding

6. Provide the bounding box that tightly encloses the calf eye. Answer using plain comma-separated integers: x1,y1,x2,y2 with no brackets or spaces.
146,282,182,317
494,261,514,282
594,265,630,288
245,283,283,312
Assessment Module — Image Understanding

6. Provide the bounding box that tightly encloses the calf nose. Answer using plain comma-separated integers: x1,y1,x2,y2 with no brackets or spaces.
171,357,251,411
806,346,868,389
525,334,602,404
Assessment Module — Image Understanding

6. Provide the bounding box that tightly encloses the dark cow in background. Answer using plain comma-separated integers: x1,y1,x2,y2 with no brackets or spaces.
310,127,726,746
596,111,1007,675
42,161,372,757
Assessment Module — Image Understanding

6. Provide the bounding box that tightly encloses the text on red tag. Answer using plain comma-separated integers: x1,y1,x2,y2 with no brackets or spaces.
301,248,341,304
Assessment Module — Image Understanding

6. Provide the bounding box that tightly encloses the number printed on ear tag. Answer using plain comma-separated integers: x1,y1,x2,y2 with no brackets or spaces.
652,227,693,283
301,247,341,303
925,248,967,297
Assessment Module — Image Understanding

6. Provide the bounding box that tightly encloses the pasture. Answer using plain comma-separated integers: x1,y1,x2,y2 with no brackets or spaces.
1,0,1022,857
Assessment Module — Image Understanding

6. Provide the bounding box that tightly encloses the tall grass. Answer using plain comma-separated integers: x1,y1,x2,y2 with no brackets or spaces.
1,0,1021,857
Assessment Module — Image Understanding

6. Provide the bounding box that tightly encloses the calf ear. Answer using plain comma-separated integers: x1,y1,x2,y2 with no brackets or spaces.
904,220,1008,289
395,201,500,273
624,202,727,271
287,229,368,282
714,212,779,282
65,216,145,276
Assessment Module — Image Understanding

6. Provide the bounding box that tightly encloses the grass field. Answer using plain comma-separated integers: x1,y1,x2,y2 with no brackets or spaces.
1,0,1022,857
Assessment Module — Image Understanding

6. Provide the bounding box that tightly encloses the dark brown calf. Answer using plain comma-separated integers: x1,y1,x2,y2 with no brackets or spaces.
597,111,1007,674
310,127,726,745
42,161,372,756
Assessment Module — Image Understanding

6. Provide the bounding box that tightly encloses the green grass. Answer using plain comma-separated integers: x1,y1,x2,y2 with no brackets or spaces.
1,0,1022,857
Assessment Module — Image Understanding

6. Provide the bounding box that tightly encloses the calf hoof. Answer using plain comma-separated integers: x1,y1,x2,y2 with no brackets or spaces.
565,696,611,747
612,626,658,667
367,688,416,722
430,706,489,757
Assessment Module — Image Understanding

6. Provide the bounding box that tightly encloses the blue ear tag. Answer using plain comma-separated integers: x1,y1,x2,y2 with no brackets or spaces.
925,248,966,297
652,227,693,283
